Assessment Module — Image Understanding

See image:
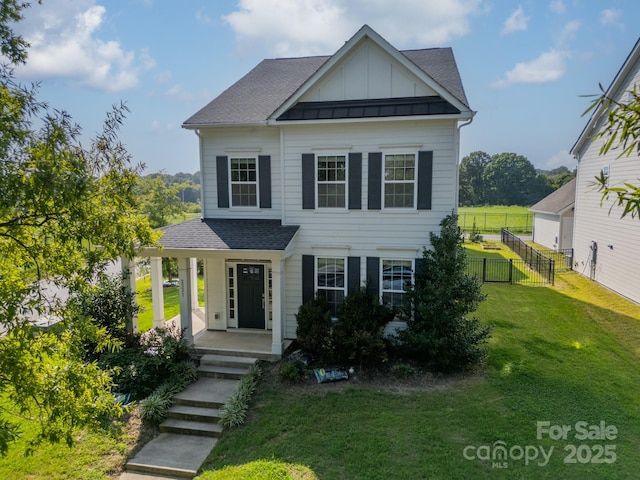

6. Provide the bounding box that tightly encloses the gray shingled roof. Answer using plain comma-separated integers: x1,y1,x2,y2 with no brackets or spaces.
183,48,468,127
158,218,299,251
529,178,576,215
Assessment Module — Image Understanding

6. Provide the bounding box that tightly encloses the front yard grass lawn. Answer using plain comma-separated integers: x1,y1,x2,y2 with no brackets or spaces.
198,271,640,478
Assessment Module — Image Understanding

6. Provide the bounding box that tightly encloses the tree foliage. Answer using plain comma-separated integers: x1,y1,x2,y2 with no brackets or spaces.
137,173,188,227
583,85,640,218
396,214,491,372
459,151,491,206
0,2,157,453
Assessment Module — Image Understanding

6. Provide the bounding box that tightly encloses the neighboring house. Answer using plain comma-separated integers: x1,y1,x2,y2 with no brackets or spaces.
137,25,474,353
570,37,640,303
529,178,575,250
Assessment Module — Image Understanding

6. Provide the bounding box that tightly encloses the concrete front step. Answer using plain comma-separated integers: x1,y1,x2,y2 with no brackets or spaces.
172,377,238,409
166,404,220,423
124,433,217,479
198,363,249,380
160,418,223,437
200,353,258,368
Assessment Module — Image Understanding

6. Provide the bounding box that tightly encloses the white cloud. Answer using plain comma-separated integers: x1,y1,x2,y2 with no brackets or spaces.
164,84,212,102
502,5,530,35
600,9,623,29
13,0,153,92
195,9,214,25
549,0,565,15
492,49,567,87
555,20,580,47
541,150,576,170
222,0,483,57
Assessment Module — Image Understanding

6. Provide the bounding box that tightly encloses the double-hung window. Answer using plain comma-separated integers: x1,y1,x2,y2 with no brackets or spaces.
317,155,347,208
384,153,416,208
316,257,346,315
381,259,413,310
230,157,258,207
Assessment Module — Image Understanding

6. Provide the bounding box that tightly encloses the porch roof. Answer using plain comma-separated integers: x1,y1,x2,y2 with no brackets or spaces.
158,218,299,251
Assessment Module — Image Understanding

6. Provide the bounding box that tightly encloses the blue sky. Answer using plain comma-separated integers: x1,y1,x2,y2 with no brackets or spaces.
10,0,640,174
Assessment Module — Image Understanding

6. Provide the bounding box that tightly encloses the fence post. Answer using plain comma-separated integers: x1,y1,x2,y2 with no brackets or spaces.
483,257,487,283
549,259,554,285
509,259,513,284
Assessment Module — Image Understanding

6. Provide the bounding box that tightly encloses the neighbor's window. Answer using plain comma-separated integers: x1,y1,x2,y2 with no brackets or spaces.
230,157,258,207
317,155,346,208
316,257,346,315
384,153,415,208
381,259,413,309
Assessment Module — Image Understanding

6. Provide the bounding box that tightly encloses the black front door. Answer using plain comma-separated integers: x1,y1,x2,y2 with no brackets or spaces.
237,264,265,329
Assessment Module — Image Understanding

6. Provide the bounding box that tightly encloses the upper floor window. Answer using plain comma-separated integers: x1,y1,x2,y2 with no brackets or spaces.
384,153,416,208
317,155,347,208
316,257,346,315
381,259,413,310
230,157,258,207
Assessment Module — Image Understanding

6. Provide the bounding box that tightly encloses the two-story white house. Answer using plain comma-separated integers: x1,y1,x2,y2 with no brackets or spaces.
138,25,474,355
571,37,640,304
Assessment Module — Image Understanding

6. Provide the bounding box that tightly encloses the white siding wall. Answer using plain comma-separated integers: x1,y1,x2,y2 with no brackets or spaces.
200,127,281,219
282,119,459,337
573,60,640,303
533,213,560,250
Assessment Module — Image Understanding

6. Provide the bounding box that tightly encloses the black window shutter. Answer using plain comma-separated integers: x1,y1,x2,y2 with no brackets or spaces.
302,255,315,304
216,156,229,208
414,258,426,278
347,256,360,294
417,151,433,210
302,153,315,209
258,155,271,208
366,256,380,298
368,152,382,210
348,152,362,210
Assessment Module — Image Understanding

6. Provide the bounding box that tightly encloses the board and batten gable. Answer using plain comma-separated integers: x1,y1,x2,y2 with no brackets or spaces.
572,47,640,304
300,36,437,102
199,126,281,219
280,119,459,338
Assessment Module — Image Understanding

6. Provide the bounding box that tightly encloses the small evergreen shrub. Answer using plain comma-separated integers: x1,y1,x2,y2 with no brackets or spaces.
391,362,416,378
295,298,333,361
140,390,172,424
219,364,262,429
278,360,310,383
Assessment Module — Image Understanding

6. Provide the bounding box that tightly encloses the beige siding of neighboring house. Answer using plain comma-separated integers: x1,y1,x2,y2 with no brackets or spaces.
573,60,640,303
200,127,281,219
281,119,459,337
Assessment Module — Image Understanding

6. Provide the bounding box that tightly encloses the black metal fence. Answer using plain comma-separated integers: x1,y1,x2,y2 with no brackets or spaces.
458,212,533,234
536,249,574,273
501,229,555,285
465,257,553,286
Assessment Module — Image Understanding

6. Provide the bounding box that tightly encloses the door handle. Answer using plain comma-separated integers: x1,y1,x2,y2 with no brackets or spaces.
261,293,265,309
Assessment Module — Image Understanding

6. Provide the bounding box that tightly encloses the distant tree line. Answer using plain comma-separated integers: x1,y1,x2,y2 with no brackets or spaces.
459,151,575,206
137,171,200,228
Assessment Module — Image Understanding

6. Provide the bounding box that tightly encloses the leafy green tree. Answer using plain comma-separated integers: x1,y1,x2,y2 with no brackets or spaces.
483,153,538,205
583,85,640,218
138,173,186,227
396,214,491,372
0,2,157,453
459,151,491,206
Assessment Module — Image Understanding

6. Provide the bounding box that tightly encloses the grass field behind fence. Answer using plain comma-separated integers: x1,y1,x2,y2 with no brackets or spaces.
459,206,533,234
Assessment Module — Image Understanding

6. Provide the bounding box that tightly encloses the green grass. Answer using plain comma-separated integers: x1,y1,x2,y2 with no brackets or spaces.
459,205,533,234
0,397,136,479
198,269,640,479
135,275,205,332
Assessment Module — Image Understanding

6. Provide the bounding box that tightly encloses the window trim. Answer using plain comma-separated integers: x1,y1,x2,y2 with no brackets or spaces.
382,151,418,210
379,258,414,309
315,256,347,315
229,155,260,208
315,152,348,210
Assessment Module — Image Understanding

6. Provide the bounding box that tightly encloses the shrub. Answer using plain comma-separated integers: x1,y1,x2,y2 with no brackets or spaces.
278,360,310,383
396,214,492,372
295,298,333,361
219,364,262,429
333,287,394,368
140,390,172,424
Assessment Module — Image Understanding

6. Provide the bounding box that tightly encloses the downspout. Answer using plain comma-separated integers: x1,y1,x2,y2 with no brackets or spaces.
280,127,286,225
455,117,474,211
194,129,205,219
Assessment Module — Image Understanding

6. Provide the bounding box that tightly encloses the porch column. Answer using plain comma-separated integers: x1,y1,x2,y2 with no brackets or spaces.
271,258,284,355
121,256,138,334
178,257,194,345
190,257,199,309
150,256,165,328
